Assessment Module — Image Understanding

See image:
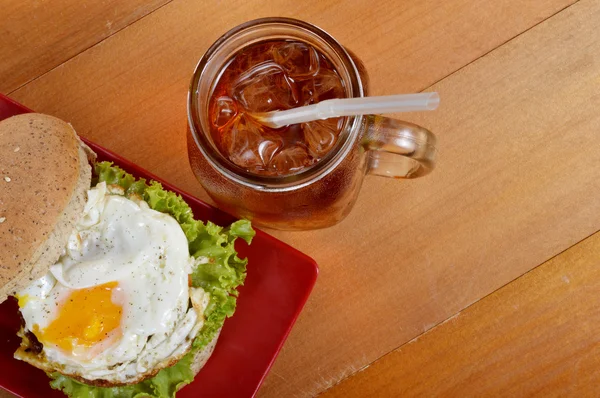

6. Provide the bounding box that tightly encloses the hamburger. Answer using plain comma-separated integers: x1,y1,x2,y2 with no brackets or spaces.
0,113,254,397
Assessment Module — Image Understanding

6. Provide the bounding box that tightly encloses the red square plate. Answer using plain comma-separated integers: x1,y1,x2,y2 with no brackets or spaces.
0,94,318,398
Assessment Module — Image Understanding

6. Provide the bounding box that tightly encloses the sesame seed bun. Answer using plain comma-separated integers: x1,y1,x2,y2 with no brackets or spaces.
0,113,92,303
188,330,220,376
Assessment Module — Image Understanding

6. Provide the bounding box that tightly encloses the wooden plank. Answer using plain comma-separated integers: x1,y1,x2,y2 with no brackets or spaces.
0,0,170,94
265,1,600,395
321,230,600,397
7,0,585,397
8,0,572,185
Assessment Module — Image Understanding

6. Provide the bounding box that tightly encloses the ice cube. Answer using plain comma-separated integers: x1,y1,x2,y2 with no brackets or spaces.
257,139,282,166
230,61,299,112
269,145,310,175
272,42,320,80
211,96,238,128
298,69,345,105
222,115,263,170
302,118,341,157
300,80,317,105
312,69,345,101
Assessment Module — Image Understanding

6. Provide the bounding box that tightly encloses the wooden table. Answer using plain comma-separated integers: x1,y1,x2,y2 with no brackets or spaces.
2,0,600,396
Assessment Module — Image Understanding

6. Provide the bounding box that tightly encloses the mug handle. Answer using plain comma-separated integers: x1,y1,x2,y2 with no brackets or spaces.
362,115,437,178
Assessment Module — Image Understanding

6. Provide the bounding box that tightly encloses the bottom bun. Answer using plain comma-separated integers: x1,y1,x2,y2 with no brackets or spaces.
188,329,221,378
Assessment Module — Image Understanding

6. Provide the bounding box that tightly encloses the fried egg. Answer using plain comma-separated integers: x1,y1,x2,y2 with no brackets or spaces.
16,182,210,384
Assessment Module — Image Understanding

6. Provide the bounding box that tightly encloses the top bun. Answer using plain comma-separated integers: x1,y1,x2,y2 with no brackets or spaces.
0,113,93,302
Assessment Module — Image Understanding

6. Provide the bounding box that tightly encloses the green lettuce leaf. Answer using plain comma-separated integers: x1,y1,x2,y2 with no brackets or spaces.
48,162,254,398
49,352,194,398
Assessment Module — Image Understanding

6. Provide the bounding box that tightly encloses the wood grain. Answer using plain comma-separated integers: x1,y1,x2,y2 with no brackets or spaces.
7,0,589,397
321,230,600,397
0,0,170,94
8,0,572,190
267,1,600,395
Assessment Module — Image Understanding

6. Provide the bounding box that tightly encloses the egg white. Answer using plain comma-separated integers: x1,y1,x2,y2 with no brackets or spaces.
17,182,209,384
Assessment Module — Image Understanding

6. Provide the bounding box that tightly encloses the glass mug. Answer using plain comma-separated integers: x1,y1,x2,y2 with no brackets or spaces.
187,17,436,230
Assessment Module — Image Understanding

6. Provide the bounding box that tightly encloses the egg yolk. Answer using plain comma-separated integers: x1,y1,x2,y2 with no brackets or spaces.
35,282,123,352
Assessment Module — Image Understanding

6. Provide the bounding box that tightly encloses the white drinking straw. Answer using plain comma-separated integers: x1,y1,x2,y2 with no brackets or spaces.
252,92,440,128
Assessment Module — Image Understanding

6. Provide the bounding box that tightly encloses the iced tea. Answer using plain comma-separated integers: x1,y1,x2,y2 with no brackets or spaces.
208,40,347,176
